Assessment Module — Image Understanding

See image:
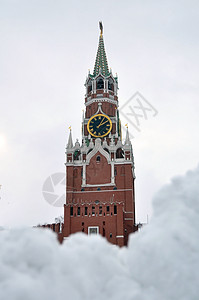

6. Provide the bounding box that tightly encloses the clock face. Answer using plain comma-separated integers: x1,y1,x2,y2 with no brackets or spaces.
87,114,112,138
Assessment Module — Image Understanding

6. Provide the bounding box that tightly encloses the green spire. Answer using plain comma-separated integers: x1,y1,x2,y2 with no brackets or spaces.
93,22,109,77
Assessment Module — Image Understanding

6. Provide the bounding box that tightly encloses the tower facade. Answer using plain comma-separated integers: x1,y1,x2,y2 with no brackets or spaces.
63,23,137,246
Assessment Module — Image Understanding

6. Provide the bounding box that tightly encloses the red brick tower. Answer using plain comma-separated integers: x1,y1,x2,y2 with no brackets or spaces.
63,23,137,246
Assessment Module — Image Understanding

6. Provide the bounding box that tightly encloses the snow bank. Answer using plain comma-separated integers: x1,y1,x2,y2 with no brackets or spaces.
0,165,199,300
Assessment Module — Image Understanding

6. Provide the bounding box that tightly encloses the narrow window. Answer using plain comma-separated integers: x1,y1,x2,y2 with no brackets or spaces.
96,155,101,162
114,167,117,176
85,206,88,216
99,206,102,215
97,77,104,89
116,148,124,158
70,206,73,216
77,207,81,216
108,78,114,91
107,206,110,213
92,206,95,216
110,233,112,238
114,205,117,215
87,81,92,93
74,150,81,161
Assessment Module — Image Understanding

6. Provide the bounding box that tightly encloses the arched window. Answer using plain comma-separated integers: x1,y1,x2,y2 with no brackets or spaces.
70,206,73,216
96,155,101,162
114,167,117,176
87,80,92,93
92,206,95,216
77,207,81,216
85,207,88,215
74,150,81,160
108,78,114,91
116,148,124,158
97,77,104,89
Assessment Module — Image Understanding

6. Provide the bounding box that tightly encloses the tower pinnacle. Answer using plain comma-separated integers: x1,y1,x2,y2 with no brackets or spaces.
93,22,109,77
99,21,103,37
67,128,73,149
125,126,131,145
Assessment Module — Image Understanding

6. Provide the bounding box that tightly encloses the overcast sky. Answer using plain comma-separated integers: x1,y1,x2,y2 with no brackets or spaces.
0,0,199,227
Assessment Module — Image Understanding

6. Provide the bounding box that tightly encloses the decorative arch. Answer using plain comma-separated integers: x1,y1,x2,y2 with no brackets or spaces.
96,77,104,89
116,148,124,158
74,150,81,161
86,138,110,164
87,148,93,155
108,77,114,91
104,148,110,154
87,79,92,93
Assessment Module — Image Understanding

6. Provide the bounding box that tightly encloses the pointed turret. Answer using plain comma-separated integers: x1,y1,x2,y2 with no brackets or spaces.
67,128,73,149
93,22,109,77
125,126,131,145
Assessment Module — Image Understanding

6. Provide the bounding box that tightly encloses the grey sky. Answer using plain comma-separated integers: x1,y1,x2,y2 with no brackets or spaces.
0,0,199,226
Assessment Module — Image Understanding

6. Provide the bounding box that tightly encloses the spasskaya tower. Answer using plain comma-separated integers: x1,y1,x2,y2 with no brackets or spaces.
63,22,137,246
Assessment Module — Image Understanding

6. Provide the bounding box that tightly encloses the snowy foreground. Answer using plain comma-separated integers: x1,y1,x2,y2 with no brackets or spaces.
1,166,199,300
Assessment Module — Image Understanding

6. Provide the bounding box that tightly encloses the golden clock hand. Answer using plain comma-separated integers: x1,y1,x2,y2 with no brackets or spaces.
97,117,105,128
97,120,108,127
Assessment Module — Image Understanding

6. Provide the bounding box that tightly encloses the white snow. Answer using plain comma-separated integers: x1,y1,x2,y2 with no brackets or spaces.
0,165,199,300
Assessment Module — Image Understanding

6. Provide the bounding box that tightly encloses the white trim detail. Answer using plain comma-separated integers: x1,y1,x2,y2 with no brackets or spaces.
88,226,99,235
124,218,134,220
86,138,111,163
84,183,115,187
82,163,86,185
116,235,124,238
82,138,116,187
66,188,133,194
85,98,118,106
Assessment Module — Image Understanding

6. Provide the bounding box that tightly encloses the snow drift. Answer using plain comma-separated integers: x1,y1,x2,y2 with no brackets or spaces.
0,165,199,300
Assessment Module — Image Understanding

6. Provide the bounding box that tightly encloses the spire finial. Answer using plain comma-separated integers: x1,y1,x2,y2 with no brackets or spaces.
67,127,73,149
99,21,103,37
